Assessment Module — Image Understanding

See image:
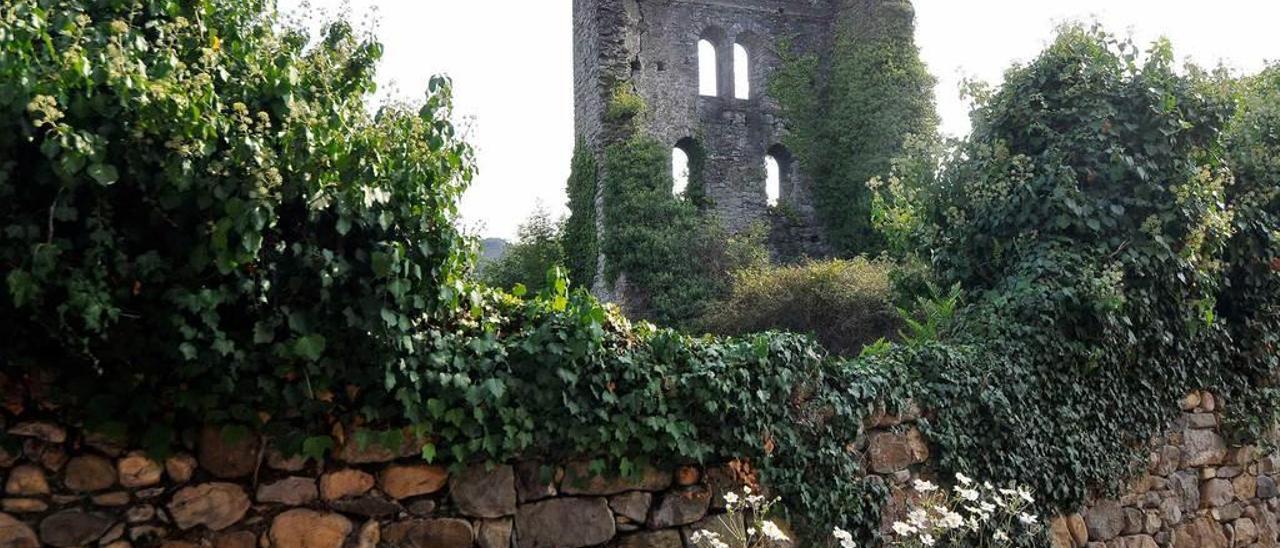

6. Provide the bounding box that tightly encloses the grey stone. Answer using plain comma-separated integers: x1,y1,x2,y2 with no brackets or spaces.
451,464,517,518
615,529,683,548
255,476,318,506
560,461,671,496
38,510,114,547
1183,429,1228,467
609,491,652,523
1200,478,1235,508
1170,471,1200,512
1259,475,1278,499
515,497,615,548
330,496,403,519
515,461,557,503
647,485,712,529
1084,500,1126,541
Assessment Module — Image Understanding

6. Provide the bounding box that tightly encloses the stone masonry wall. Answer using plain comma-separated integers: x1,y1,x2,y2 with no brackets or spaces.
1046,392,1280,548
0,422,785,548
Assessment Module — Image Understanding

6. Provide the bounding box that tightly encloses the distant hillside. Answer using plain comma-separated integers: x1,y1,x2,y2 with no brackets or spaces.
479,237,510,264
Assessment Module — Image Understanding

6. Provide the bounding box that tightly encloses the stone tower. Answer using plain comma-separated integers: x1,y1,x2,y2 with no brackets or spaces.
572,0,920,304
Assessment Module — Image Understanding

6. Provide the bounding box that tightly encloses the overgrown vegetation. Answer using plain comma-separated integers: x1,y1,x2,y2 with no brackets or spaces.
700,258,898,357
770,0,937,256
563,138,598,289
864,28,1280,543
2,2,1277,546
479,208,565,294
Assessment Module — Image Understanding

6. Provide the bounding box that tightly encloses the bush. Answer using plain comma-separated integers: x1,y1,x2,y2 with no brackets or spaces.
700,258,898,356
479,208,566,294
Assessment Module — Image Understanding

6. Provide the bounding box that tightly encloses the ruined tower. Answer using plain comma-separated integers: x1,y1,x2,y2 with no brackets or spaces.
571,0,925,309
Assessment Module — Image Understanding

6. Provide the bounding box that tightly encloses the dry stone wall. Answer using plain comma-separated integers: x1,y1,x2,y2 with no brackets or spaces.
1046,392,1280,548
0,422,782,548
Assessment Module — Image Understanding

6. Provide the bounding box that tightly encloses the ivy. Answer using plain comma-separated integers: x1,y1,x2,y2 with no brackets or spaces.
770,0,937,255
563,139,598,289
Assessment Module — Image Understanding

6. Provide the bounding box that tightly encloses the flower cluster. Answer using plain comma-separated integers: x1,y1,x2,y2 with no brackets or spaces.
689,486,792,548
884,475,1041,547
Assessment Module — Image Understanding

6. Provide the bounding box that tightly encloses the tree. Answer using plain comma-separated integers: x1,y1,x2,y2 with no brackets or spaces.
480,207,566,293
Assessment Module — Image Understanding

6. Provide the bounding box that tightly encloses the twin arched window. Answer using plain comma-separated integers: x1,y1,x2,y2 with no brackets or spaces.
697,36,750,99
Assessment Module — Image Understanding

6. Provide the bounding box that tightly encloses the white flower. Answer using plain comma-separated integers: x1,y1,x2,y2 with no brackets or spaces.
956,472,973,485
907,508,930,528
913,479,939,492
743,485,752,494
979,502,997,513
1017,487,1035,504
760,521,789,542
957,487,980,501
938,510,965,530
993,530,1009,542
919,533,937,546
689,530,729,548
892,521,918,536
1018,512,1039,526
722,492,740,506
833,527,856,548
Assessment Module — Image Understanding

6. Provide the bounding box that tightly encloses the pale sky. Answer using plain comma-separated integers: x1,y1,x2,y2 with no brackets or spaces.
277,1,1280,240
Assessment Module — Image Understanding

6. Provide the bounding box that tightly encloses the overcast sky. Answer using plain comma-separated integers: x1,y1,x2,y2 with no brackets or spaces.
277,0,1280,240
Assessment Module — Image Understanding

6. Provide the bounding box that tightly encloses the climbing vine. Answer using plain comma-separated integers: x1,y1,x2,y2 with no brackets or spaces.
770,0,937,255
563,138,598,289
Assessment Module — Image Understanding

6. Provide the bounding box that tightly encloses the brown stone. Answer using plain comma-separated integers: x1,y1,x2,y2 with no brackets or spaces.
378,464,448,500
168,482,250,531
266,448,308,472
1171,516,1227,548
515,497,615,548
92,491,132,506
1232,517,1259,545
125,505,155,523
354,521,380,548
4,465,48,496
451,464,517,518
1084,500,1125,541
320,469,375,501
1233,474,1257,500
647,485,711,529
383,518,473,548
1200,478,1235,508
330,495,402,519
333,429,424,464
118,452,164,488
268,509,353,548
560,461,671,496
35,444,67,472
476,518,513,548
65,455,117,492
8,421,66,444
198,426,258,479
257,476,318,505
867,428,928,474
212,530,257,548
164,453,197,483
675,465,700,486
1050,516,1075,548
38,510,115,547
0,499,46,513
0,512,38,548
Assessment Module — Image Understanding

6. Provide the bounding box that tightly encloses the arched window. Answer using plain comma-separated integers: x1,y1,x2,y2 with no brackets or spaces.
672,146,691,195
765,144,793,207
733,43,750,99
698,40,718,97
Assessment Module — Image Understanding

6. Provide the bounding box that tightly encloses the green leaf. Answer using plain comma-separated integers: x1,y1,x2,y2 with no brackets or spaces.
300,435,334,463
87,163,119,185
294,334,326,361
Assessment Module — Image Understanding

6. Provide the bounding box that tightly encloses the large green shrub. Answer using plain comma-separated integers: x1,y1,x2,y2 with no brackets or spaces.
0,0,476,439
479,208,565,294
700,258,898,357
868,27,1280,523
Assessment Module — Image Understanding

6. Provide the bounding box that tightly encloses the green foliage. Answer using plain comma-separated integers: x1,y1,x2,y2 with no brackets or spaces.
0,0,477,436
480,208,566,294
771,0,937,255
700,258,898,357
867,26,1280,523
563,139,598,289
896,283,961,348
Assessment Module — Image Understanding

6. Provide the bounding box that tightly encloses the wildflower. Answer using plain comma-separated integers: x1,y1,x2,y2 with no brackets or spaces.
913,479,939,492
1016,487,1035,503
833,527,857,548
722,492,740,506
956,472,973,485
689,530,728,548
760,521,789,542
920,533,937,546
957,487,980,501
938,510,965,530
907,508,929,528
892,521,918,536
993,530,1009,542
1018,512,1039,526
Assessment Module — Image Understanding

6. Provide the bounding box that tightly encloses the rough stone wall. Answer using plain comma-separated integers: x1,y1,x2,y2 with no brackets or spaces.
574,0,858,298
0,422,776,548
1046,391,1280,548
